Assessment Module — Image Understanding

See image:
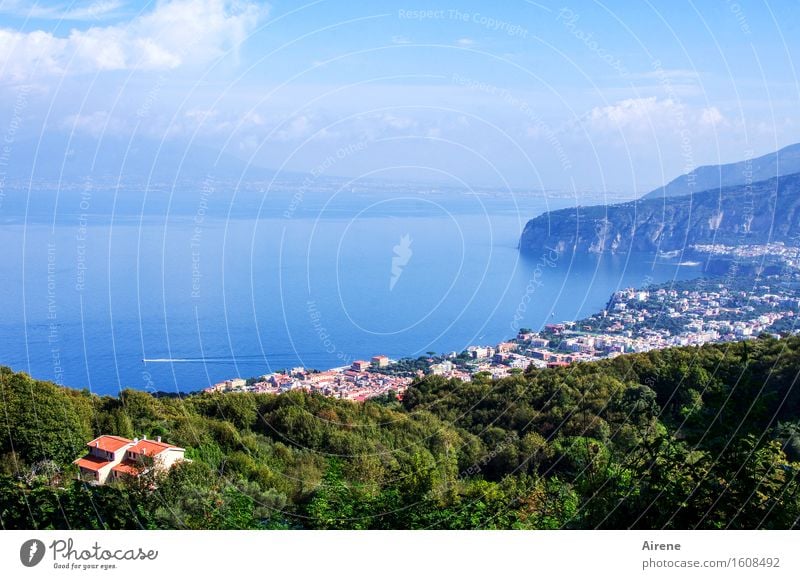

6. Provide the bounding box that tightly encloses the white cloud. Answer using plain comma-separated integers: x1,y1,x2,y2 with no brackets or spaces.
0,0,128,21
586,98,731,137
0,0,266,80
379,113,416,131
456,37,475,47
242,110,265,126
587,97,680,132
699,106,725,127
275,114,316,141
238,134,259,152
49,0,126,21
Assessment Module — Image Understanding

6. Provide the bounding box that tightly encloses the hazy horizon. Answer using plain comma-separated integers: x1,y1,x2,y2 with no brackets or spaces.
1,1,798,195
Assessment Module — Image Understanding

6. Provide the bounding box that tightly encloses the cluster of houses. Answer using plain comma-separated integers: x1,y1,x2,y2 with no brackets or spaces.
204,355,411,401
693,242,800,270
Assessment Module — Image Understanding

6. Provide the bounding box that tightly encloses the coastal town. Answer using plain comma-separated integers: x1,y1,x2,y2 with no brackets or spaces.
205,354,413,401
691,242,800,272
205,273,800,401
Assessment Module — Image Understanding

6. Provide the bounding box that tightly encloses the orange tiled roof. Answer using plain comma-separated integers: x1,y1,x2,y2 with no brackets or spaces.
73,455,111,471
87,435,132,452
128,439,179,456
111,461,141,476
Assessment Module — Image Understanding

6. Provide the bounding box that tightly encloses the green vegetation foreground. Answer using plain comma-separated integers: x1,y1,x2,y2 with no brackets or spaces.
2,335,800,529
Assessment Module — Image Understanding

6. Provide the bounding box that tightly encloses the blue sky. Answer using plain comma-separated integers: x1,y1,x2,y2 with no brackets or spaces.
1,0,798,192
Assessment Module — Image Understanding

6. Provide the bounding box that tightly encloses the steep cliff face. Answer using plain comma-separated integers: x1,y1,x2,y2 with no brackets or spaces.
519,173,800,255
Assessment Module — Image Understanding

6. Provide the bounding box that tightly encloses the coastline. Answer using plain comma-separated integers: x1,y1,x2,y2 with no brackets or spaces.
205,268,800,400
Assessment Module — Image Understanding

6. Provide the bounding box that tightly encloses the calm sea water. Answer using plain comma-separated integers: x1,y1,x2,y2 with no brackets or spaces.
0,187,700,395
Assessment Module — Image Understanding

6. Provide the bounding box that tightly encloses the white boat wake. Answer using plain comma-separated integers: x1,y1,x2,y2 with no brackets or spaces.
143,358,209,363
142,357,259,363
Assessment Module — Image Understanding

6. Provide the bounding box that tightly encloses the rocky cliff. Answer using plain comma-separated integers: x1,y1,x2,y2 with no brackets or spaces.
519,172,800,255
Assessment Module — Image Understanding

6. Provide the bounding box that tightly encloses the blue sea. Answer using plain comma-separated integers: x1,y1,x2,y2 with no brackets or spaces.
0,184,701,395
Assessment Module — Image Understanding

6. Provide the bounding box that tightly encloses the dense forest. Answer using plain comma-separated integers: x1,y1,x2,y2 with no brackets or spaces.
2,335,800,529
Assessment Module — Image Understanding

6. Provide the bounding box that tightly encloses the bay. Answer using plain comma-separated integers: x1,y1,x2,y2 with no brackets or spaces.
0,187,700,394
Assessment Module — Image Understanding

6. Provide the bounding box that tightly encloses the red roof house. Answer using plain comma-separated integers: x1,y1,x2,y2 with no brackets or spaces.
73,435,185,484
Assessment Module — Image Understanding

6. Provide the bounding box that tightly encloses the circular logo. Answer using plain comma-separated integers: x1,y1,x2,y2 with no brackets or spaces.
20,539,46,567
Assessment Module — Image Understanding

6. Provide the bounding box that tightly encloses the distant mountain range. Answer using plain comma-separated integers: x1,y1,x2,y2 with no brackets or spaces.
643,143,800,199
519,171,800,256
1,134,289,183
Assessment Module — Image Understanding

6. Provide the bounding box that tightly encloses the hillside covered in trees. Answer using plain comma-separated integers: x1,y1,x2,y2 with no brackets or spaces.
2,336,800,529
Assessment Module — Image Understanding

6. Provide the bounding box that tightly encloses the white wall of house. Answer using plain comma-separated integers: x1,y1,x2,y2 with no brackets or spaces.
80,463,115,484
155,448,186,470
